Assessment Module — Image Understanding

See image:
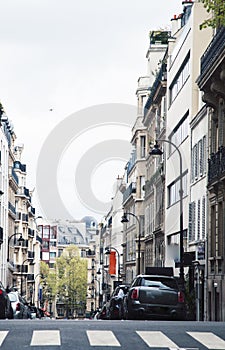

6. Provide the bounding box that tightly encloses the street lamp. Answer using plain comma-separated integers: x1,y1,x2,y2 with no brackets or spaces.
121,212,141,275
105,246,121,279
7,233,24,262
150,139,185,288
21,258,34,296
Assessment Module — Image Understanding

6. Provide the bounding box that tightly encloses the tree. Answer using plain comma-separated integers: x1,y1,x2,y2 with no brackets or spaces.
40,262,57,310
55,245,87,317
200,0,225,29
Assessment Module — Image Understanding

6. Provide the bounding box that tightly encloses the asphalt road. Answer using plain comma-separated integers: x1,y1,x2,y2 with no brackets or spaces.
0,319,225,350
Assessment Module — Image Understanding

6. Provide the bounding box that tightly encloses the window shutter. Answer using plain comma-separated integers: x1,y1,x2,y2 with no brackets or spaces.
202,196,206,239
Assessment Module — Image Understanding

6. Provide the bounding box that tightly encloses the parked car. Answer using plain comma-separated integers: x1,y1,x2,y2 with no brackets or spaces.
108,284,130,320
123,274,186,320
8,291,30,319
0,283,13,319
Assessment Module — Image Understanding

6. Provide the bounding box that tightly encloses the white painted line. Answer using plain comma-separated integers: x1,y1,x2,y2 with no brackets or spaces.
137,331,178,348
31,330,61,346
0,331,8,346
87,330,121,346
187,332,225,349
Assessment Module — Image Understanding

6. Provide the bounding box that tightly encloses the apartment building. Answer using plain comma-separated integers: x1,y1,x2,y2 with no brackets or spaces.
197,26,225,321
121,31,168,283
163,1,211,284
0,112,11,286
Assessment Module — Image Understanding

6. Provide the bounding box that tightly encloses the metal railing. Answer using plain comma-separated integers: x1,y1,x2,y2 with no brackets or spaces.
200,27,225,76
208,146,225,185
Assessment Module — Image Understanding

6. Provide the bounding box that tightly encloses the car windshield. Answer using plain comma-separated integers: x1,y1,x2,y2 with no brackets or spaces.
141,277,178,289
8,293,17,302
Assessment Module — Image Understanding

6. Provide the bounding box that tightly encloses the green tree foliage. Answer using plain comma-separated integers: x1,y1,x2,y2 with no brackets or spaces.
56,245,87,311
200,0,225,29
40,261,57,298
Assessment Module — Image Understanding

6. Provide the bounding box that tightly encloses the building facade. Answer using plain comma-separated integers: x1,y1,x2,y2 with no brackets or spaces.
197,26,225,321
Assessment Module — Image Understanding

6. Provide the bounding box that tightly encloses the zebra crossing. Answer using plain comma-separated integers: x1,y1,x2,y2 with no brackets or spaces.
0,329,225,348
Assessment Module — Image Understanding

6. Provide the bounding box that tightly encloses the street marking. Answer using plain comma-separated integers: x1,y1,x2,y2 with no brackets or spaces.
187,332,225,349
87,330,121,346
0,331,8,346
31,330,61,346
137,331,178,348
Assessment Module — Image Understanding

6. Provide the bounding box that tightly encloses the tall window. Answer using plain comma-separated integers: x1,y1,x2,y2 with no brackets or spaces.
168,172,188,207
191,135,207,183
169,52,190,104
169,112,189,153
140,136,146,158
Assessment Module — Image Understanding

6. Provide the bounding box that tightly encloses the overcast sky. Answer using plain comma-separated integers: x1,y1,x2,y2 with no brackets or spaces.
0,0,183,221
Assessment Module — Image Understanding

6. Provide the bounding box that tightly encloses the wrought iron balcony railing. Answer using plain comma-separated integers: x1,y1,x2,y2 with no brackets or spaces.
200,27,225,77
208,146,225,185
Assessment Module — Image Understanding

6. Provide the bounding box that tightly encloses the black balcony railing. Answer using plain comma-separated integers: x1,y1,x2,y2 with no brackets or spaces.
123,182,136,204
200,27,225,77
208,146,225,185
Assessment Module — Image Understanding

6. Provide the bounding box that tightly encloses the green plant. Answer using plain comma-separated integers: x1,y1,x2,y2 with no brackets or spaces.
200,0,225,29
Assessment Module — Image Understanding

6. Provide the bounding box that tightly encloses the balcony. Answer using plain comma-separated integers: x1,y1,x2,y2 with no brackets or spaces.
200,27,225,79
208,146,225,185
123,182,136,204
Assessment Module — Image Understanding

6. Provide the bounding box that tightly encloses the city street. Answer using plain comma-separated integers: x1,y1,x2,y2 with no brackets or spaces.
0,320,225,349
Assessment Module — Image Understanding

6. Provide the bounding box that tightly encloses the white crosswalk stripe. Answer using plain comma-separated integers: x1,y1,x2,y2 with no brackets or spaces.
187,332,225,349
86,330,121,346
30,330,61,346
137,331,179,348
0,328,225,348
0,331,8,346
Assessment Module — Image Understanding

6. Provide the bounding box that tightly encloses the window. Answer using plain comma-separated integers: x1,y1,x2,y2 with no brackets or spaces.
188,201,196,242
169,113,189,154
42,226,50,239
168,172,188,207
140,136,146,158
191,135,207,183
169,53,190,104
50,252,56,259
202,196,206,239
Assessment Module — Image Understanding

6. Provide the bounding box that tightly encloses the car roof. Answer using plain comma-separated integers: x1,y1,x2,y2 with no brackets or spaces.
136,275,175,279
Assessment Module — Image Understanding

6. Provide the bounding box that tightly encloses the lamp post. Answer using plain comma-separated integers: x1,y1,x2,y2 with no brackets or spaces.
7,233,24,262
150,139,185,288
20,258,34,296
121,212,141,275
92,277,101,308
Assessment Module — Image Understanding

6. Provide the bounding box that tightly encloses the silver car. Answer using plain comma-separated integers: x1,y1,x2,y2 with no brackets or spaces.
8,291,30,319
